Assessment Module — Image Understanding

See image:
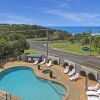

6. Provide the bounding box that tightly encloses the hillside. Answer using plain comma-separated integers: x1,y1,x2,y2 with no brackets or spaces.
0,24,72,39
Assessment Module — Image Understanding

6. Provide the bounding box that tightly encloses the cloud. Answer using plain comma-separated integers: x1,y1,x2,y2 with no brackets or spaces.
44,9,100,22
0,13,33,24
58,2,71,8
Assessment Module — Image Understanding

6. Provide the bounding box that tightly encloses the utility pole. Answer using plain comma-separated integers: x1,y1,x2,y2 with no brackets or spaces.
89,29,92,55
46,30,49,60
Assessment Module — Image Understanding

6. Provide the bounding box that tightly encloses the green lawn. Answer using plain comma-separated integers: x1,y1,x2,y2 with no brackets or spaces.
24,50,40,54
49,42,99,56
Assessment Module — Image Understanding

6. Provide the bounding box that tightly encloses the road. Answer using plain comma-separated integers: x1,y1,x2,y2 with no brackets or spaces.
28,40,100,70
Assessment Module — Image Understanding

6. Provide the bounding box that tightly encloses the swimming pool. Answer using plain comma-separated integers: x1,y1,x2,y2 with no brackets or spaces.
0,66,66,100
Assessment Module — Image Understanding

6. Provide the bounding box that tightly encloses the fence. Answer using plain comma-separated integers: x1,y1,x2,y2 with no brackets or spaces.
0,92,22,100
0,55,23,68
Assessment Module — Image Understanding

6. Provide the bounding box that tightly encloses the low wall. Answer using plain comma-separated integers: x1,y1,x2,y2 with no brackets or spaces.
64,59,76,68
97,72,100,82
64,59,100,81
48,55,60,65
76,64,98,80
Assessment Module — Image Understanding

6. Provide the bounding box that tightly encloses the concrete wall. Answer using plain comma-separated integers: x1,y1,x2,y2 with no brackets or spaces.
77,64,98,80
97,72,100,82
48,56,60,65
75,64,81,73
64,59,100,81
64,59,76,68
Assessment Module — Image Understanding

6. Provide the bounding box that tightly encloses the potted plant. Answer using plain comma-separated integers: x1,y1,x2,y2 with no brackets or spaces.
37,65,41,70
50,71,53,78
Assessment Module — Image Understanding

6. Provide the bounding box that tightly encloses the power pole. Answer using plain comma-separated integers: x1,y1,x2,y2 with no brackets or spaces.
46,30,49,60
89,29,92,55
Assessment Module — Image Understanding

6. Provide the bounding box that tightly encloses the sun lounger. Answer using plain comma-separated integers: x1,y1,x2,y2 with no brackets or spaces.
40,58,46,64
88,83,99,91
64,66,69,74
33,59,38,65
69,73,79,81
86,91,99,96
87,95,100,100
68,68,75,76
47,60,52,67
86,89,100,95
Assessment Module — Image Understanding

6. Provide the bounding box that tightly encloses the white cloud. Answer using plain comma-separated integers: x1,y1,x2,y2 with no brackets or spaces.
45,9,100,22
0,13,33,24
59,2,71,9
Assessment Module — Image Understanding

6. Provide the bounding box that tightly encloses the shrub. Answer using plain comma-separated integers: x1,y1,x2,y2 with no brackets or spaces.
63,62,69,68
37,65,41,70
69,65,74,71
50,71,53,78
88,72,96,81
52,60,58,65
80,70,86,77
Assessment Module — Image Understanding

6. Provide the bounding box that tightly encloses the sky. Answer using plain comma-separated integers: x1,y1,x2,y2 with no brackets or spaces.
0,0,100,26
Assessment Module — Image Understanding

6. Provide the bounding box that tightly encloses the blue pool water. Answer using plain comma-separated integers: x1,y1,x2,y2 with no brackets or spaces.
0,67,66,100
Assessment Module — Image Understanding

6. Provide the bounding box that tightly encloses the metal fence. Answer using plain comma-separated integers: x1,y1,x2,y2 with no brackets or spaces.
0,55,23,68
0,93,22,100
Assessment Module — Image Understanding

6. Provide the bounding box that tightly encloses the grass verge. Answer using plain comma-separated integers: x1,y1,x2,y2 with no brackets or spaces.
49,42,99,56
24,50,40,54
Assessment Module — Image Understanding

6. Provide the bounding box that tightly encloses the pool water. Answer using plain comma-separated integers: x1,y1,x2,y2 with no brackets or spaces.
0,67,66,100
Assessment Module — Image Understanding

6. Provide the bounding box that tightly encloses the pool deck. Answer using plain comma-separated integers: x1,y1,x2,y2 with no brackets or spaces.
0,61,98,100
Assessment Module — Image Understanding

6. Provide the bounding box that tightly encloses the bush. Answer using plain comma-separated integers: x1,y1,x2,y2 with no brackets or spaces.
69,65,74,71
80,70,86,77
52,60,58,65
38,65,41,70
50,71,53,78
88,72,96,81
63,62,69,68
42,69,51,74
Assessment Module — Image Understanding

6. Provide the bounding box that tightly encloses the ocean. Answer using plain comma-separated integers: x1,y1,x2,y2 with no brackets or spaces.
47,26,100,35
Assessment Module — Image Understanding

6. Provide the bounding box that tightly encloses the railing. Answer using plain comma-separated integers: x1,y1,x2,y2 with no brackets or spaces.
0,92,22,100
0,94,6,100
0,55,22,68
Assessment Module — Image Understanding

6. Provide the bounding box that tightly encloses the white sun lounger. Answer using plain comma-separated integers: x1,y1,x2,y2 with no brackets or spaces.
64,66,69,74
69,73,79,81
86,89,100,95
86,89,100,100
47,60,52,67
86,91,99,96
33,59,38,65
40,58,46,64
68,68,75,76
88,83,99,91
87,95,100,100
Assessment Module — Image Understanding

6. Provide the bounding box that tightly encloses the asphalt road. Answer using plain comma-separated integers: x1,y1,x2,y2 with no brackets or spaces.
28,40,100,70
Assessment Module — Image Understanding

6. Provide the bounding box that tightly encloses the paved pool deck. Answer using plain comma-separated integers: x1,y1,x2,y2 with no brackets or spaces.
0,61,97,100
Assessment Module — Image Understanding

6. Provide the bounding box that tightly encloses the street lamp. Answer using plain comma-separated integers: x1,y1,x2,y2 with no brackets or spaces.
89,29,92,55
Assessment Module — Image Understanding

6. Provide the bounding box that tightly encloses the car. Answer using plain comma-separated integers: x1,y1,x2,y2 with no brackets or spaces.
82,47,90,51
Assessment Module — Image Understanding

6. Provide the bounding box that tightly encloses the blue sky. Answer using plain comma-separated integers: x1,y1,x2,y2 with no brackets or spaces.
0,0,100,26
